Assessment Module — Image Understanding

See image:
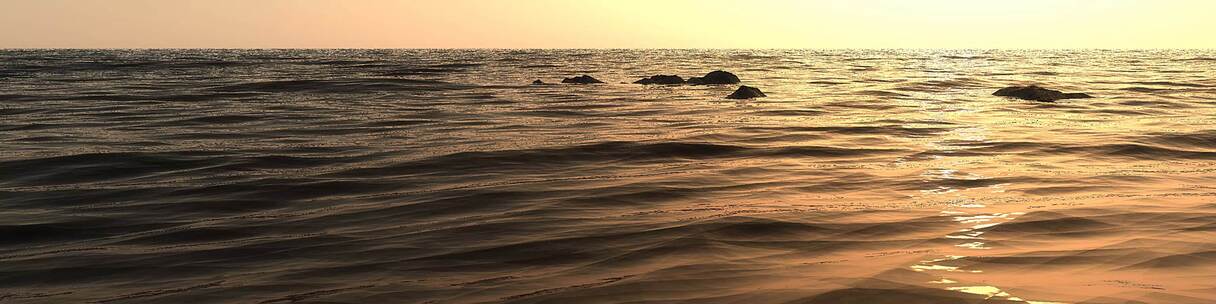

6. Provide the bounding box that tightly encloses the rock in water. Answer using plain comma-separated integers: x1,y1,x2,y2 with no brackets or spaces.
726,86,766,99
561,75,604,84
688,71,740,85
993,85,1094,102
531,79,545,85
633,75,685,85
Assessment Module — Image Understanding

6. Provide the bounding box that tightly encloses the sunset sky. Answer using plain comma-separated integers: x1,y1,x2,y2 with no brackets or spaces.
2,0,1214,49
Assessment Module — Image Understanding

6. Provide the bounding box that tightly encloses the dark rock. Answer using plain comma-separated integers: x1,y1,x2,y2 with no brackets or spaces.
531,79,545,85
561,75,604,84
687,71,741,85
634,75,685,85
993,85,1094,102
726,86,766,99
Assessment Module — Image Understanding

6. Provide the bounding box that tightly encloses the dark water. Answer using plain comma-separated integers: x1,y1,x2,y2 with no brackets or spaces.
2,49,1216,303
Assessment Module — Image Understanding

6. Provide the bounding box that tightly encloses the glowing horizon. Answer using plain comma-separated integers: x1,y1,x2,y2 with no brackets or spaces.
2,0,1214,49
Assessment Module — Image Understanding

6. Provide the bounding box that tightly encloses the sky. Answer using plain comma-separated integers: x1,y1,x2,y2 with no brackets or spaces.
1,0,1213,49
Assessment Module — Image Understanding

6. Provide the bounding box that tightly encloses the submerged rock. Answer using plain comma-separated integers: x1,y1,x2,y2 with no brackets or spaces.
561,75,604,84
688,71,740,85
531,79,545,85
726,86,766,99
634,75,685,85
993,85,1093,102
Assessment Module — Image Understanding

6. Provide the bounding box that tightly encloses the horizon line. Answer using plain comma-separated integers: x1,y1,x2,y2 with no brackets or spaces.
3,47,1215,51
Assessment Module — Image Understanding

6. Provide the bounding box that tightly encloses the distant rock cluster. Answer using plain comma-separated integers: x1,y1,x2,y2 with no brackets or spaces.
533,72,1101,102
631,71,742,86
536,71,764,99
561,75,604,84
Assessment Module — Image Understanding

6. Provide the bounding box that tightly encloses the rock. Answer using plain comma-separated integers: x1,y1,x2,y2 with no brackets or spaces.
687,71,740,85
993,85,1094,102
634,75,685,85
561,75,604,84
531,79,545,85
726,86,766,99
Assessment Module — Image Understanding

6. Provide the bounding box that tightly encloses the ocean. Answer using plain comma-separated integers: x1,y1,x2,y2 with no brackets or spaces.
2,49,1215,303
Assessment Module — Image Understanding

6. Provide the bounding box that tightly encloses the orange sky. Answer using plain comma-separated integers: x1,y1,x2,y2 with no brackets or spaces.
1,0,1213,48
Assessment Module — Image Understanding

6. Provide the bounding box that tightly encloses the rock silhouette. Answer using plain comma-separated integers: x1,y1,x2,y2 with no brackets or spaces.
531,79,545,85
688,71,741,85
634,75,686,85
993,85,1094,102
561,75,604,84
726,86,766,99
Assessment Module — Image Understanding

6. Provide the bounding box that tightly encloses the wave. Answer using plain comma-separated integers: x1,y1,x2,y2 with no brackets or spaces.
791,126,954,137
0,94,42,102
983,216,1116,234
807,80,846,85
855,90,912,98
894,78,986,93
381,63,484,76
1127,81,1211,88
1042,143,1216,160
1140,130,1216,150
333,141,904,177
210,78,471,93
0,151,229,187
1122,87,1172,93
168,114,265,125
15,61,255,73
1174,57,1216,62
910,140,1216,160
940,55,990,60
0,218,177,247
751,109,828,117
520,64,560,69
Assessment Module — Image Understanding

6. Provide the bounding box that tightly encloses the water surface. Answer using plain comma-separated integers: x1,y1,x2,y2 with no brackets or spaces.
2,49,1216,303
